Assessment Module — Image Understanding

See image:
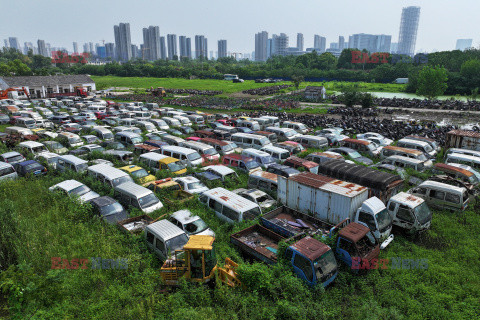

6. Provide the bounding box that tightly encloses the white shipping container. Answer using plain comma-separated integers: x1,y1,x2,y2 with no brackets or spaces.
277,172,369,225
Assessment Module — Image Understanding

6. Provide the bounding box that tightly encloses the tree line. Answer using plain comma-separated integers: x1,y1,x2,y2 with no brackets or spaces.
1,47,479,96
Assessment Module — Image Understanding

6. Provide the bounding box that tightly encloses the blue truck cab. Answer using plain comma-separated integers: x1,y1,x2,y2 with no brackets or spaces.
285,237,338,288
335,222,380,272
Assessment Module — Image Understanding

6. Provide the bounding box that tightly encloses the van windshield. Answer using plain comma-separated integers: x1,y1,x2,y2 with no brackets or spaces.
222,144,233,152
314,250,337,284
203,148,218,155
414,202,431,225
104,133,113,140
375,208,392,232
138,193,159,209
131,137,143,144
417,153,428,161
167,161,186,172
424,145,433,152
165,234,189,252
246,160,260,169
113,176,133,187
260,156,276,164
77,163,88,172
284,130,296,138
69,185,90,196
70,137,82,144
187,152,201,161
260,137,270,145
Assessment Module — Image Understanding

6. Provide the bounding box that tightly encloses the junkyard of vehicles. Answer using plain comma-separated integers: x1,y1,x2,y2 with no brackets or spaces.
0,98,479,320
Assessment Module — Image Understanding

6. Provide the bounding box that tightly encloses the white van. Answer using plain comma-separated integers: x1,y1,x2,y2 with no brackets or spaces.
114,131,143,146
445,148,480,159
56,155,89,173
251,118,271,131
120,118,138,127
186,114,205,124
381,155,431,171
282,121,309,134
409,181,469,211
87,164,133,188
92,126,114,141
199,187,261,223
162,117,181,127
260,145,290,163
114,181,163,214
5,126,34,137
380,146,432,166
144,220,189,261
87,105,106,113
133,111,151,120
397,138,437,158
445,153,480,171
179,141,220,162
259,116,280,127
137,121,157,133
58,132,84,147
291,135,328,149
173,116,192,126
265,127,300,142
15,117,37,129
17,141,48,155
231,133,272,150
159,145,203,167
237,120,260,131
242,148,276,168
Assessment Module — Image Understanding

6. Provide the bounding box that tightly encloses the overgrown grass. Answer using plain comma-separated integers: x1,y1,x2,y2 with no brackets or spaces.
1,144,479,319
92,76,406,97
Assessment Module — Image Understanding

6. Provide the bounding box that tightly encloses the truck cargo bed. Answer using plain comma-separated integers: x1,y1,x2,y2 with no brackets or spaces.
230,224,285,264
261,206,334,238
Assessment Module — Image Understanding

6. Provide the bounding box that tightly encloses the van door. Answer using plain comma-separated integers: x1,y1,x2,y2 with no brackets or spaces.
154,237,167,259
427,189,446,209
390,202,415,230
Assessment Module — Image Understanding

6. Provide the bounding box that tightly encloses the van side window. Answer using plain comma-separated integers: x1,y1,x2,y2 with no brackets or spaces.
155,239,166,253
293,254,313,282
388,202,396,211
258,180,269,190
222,206,239,221
445,193,460,204
415,187,427,195
146,231,154,244
245,138,252,144
429,190,445,200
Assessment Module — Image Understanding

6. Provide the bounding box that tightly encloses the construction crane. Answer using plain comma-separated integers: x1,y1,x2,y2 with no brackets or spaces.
0,87,30,100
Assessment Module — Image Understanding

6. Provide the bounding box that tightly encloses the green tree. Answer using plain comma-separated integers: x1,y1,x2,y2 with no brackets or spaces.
291,75,304,90
471,88,479,101
416,65,448,99
359,92,374,108
338,86,360,107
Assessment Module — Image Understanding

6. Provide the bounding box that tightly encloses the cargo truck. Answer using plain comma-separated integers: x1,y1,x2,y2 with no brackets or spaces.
277,172,394,245
316,159,404,204
230,224,338,288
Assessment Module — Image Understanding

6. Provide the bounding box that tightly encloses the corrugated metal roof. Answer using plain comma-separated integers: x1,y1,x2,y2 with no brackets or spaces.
317,159,402,191
434,163,474,177
290,236,330,261
447,130,480,138
146,220,186,241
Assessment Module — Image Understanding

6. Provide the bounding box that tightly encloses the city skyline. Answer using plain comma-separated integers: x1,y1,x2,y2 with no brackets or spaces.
1,0,478,55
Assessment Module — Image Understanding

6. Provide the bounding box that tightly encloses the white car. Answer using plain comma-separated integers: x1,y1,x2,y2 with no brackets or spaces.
173,176,209,194
169,210,215,237
202,165,238,181
357,132,393,146
49,180,100,203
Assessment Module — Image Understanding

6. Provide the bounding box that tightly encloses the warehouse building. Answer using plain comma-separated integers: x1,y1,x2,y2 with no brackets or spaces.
0,74,96,98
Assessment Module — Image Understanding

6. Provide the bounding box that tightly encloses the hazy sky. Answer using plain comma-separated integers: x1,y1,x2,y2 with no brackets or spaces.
1,0,478,54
